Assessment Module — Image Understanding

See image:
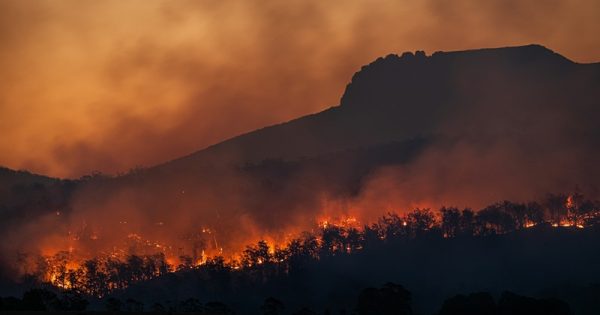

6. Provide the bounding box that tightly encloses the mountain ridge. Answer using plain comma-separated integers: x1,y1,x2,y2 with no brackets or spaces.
152,44,598,177
2,44,598,181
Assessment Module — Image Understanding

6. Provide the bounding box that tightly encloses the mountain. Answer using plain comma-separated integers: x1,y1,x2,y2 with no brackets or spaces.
54,44,596,250
1,44,599,260
153,44,599,175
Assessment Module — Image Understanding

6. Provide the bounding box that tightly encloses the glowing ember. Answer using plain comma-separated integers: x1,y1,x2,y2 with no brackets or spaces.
17,195,600,296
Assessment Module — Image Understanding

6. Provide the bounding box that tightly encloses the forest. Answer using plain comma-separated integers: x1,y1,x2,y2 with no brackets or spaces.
1,192,599,314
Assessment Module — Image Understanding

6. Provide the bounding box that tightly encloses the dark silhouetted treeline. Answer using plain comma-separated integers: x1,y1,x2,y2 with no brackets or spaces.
0,284,577,315
21,194,600,296
8,193,598,314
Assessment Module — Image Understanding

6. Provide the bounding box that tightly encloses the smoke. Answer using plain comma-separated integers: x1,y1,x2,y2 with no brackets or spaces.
1,0,599,177
0,0,600,286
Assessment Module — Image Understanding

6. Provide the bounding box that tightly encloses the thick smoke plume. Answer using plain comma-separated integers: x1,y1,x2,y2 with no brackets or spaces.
0,2,599,289
0,0,599,177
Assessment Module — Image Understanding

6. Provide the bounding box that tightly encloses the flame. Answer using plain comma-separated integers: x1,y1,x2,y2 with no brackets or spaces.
18,198,600,296
566,195,574,208
317,215,360,229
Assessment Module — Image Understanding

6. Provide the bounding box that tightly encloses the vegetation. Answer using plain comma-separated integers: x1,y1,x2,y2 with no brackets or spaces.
19,193,600,297
0,285,574,314
2,193,597,313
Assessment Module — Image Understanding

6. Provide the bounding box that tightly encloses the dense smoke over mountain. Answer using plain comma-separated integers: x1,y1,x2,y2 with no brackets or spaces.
1,0,599,177
0,45,599,285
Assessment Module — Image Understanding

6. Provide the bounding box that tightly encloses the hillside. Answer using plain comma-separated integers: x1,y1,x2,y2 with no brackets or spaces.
84,44,600,244
1,44,599,287
152,44,599,174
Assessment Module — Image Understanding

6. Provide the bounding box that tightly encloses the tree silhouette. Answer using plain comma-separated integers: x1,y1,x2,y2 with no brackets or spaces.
378,213,405,240
441,207,461,238
525,202,545,225
362,224,383,248
544,193,568,225
321,226,345,256
459,208,476,236
243,240,272,267
476,203,516,235
345,227,363,253
406,208,436,238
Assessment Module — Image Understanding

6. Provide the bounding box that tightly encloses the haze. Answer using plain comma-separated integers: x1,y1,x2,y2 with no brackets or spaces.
1,0,599,177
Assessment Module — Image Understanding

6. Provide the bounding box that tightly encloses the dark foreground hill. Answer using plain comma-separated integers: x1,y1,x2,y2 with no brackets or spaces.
77,226,600,315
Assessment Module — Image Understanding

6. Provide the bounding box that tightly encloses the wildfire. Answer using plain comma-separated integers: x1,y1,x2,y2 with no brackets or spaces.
19,193,600,296
317,216,359,229
566,195,573,208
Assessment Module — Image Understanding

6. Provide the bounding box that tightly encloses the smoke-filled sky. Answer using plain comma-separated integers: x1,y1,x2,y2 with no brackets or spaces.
1,0,599,178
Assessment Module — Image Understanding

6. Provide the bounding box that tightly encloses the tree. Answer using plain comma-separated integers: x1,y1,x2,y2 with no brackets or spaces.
321,226,345,256
501,201,528,229
126,255,145,281
242,240,272,267
82,258,108,297
378,213,405,240
459,208,476,236
440,207,461,238
345,227,363,253
362,224,383,248
476,204,516,235
273,246,290,275
406,208,436,238
179,255,194,270
525,202,545,225
544,193,568,224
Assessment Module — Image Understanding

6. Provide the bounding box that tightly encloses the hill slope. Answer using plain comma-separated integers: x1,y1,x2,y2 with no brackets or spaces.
1,44,599,268
154,44,599,175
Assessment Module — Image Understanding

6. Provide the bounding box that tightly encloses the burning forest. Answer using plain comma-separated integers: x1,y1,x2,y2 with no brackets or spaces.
11,192,600,299
1,5,600,311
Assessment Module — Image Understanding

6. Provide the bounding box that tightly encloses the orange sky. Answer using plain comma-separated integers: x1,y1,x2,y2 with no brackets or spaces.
1,0,599,178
